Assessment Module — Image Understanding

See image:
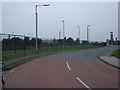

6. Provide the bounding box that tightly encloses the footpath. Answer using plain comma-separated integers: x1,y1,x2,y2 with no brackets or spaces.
99,55,119,69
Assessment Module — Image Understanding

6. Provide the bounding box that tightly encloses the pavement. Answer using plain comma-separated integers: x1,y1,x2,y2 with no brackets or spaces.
99,56,120,69
98,45,119,69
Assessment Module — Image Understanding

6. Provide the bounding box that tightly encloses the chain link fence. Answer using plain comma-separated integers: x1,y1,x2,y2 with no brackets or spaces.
0,33,106,61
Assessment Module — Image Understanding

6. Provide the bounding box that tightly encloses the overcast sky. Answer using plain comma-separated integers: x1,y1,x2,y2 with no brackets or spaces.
2,2,118,42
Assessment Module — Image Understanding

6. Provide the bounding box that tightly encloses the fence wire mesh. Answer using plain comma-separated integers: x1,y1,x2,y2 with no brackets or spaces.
0,33,106,61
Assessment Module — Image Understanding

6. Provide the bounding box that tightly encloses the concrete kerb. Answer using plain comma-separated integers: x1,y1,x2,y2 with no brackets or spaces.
98,56,120,69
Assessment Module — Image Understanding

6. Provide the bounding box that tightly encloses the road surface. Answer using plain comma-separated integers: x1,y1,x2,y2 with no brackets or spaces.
4,46,119,88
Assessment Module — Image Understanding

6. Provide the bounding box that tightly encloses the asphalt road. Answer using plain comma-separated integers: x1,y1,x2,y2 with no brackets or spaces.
4,46,119,88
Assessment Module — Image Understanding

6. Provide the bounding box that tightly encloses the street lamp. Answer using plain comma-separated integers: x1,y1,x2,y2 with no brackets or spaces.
78,26,80,43
11,32,14,47
87,25,91,43
35,4,50,51
62,20,65,47
110,32,113,45
62,20,65,39
59,31,61,40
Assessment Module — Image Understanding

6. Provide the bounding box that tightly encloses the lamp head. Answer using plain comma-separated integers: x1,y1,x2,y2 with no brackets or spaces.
36,4,50,7
43,4,50,6
87,25,91,27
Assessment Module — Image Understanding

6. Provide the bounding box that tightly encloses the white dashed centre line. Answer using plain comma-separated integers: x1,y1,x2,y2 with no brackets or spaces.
66,61,71,71
76,77,92,90
66,61,92,89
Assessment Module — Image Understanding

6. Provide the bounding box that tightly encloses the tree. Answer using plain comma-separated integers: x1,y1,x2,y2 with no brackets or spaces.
75,38,79,45
82,40,88,45
38,38,43,48
30,38,36,48
24,37,30,49
2,39,11,51
57,39,62,46
53,38,56,45
66,37,74,45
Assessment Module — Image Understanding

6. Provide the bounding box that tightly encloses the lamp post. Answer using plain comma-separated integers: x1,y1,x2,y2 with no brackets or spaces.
87,25,91,43
62,20,65,47
110,32,113,45
59,31,61,40
78,26,80,43
35,4,50,51
11,32,14,47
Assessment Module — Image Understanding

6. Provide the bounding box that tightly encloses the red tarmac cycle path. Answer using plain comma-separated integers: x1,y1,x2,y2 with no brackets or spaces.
5,58,118,88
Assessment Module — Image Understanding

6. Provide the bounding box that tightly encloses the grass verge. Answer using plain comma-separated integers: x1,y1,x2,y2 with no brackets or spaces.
2,46,102,61
112,49,120,58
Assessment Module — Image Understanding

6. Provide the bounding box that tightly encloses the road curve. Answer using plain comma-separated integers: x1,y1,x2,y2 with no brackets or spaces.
4,46,119,88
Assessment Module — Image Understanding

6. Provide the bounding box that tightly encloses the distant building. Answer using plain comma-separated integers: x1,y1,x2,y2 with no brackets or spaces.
110,32,114,45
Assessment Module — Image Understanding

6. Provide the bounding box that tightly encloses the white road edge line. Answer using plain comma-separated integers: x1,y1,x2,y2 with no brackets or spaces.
66,61,71,71
76,77,92,90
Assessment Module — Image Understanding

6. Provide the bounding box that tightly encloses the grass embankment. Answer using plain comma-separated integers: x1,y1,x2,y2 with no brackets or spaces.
112,49,120,58
2,49,36,60
2,46,102,61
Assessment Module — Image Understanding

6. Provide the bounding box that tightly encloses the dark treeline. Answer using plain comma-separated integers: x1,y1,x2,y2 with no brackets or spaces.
2,37,107,51
2,37,41,51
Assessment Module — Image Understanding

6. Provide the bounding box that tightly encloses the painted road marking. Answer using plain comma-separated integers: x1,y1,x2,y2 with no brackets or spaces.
66,61,71,71
76,77,92,90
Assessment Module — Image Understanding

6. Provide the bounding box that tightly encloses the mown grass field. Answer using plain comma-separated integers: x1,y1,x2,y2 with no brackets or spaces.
112,49,120,58
2,46,101,61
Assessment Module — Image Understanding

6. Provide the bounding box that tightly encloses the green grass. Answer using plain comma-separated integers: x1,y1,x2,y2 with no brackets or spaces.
3,49,35,55
2,49,36,60
112,49,120,58
2,45,102,61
